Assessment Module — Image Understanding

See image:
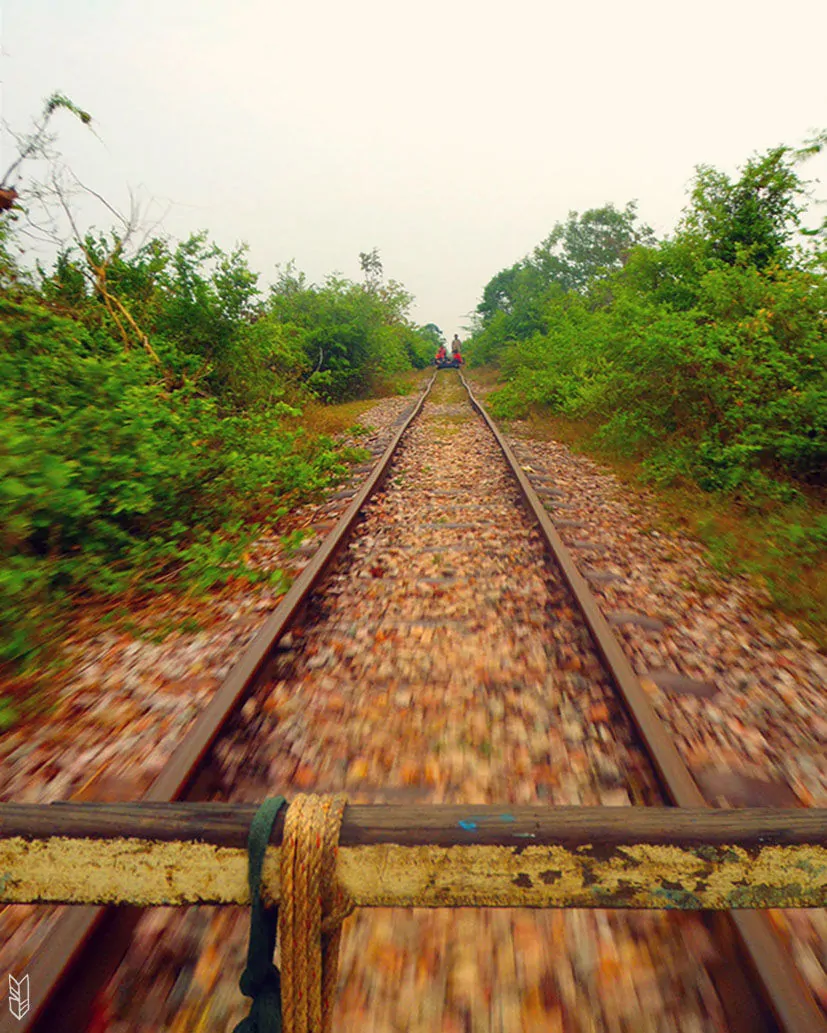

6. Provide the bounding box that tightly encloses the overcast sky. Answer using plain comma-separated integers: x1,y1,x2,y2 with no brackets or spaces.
2,0,826,335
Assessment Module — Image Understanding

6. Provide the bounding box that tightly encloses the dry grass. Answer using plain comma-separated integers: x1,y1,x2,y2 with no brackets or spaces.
370,369,428,397
292,371,429,438
297,399,381,438
465,366,502,390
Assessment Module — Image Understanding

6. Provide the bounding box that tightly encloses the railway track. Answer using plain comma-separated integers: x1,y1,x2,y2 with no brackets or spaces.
2,370,825,1032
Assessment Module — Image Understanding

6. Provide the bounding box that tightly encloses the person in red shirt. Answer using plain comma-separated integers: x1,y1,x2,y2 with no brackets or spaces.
450,335,463,366
435,344,447,364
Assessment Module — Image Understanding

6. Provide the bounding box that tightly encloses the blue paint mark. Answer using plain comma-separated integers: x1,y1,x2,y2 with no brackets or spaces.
458,815,518,830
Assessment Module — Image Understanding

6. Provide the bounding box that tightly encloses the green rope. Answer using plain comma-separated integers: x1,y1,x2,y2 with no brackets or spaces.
234,796,288,1033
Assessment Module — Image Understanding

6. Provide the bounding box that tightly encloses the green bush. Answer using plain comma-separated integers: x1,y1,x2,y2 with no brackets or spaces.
473,146,827,506
266,272,428,401
0,292,361,670
0,219,440,678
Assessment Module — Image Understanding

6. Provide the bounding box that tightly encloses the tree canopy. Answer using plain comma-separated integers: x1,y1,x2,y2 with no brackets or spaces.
475,203,655,343
470,144,827,499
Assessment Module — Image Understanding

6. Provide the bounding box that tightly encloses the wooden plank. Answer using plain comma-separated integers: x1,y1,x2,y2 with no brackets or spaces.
1,806,825,909
1,827,825,910
2,802,827,848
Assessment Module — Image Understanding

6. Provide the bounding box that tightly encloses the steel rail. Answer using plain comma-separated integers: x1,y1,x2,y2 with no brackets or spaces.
459,371,827,1033
5,375,436,1033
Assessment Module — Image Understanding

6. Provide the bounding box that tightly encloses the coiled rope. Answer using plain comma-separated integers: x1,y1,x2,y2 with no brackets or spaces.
279,793,354,1033
234,793,353,1033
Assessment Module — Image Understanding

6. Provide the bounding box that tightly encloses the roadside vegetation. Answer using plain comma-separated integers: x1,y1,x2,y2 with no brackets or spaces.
469,141,827,642
0,97,436,698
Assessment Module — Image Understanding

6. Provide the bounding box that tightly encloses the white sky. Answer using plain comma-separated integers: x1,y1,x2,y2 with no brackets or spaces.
2,0,826,336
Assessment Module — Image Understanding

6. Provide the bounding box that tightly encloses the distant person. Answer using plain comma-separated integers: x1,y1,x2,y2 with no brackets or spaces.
435,343,447,364
450,335,463,366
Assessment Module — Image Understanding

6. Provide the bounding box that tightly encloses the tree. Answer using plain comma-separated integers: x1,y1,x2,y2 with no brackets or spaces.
476,203,655,342
420,323,445,348
0,92,178,365
532,203,655,293
794,129,827,246
359,247,383,292
477,263,522,321
683,148,806,268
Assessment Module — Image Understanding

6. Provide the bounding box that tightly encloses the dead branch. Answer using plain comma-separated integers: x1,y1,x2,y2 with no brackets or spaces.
53,174,163,367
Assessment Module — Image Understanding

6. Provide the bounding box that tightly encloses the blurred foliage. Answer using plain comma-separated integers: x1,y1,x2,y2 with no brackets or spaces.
474,203,654,346
0,210,434,672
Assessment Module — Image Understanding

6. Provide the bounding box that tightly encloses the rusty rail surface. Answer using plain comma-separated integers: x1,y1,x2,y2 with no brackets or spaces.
460,371,827,1033
3,376,436,1033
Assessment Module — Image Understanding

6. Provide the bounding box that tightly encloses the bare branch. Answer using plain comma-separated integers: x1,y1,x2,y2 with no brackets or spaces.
136,200,173,252
67,170,130,232
1,93,93,189
49,173,163,366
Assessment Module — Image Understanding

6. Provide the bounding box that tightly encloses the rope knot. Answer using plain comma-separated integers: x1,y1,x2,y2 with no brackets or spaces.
239,963,281,1001
279,792,352,1033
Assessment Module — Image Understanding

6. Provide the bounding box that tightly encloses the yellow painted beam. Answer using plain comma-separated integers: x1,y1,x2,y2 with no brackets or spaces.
2,835,825,909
